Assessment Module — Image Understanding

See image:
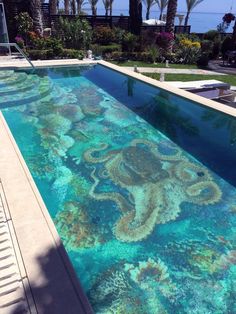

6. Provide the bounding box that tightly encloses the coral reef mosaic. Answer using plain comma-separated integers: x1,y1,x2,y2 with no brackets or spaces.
1,66,236,313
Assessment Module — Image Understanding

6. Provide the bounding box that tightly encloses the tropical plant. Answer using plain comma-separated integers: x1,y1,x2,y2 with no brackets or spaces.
103,0,110,16
30,0,44,36
142,0,156,20
122,32,138,52
129,0,143,35
49,0,58,14
149,45,159,63
156,0,168,20
89,0,99,16
184,0,204,26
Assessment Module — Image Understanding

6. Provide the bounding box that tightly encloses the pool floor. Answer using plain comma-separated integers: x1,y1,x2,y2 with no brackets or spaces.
1,66,236,313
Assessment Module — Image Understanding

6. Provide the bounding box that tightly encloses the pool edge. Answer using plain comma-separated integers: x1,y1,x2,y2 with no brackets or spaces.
0,111,94,314
98,60,236,118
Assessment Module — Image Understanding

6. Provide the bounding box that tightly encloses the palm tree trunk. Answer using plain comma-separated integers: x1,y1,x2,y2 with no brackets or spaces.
129,0,142,35
105,8,108,16
71,0,76,14
64,0,70,14
184,11,190,27
77,0,81,14
165,0,177,34
110,1,113,16
146,5,150,20
92,5,97,16
159,10,163,20
30,0,43,36
49,0,57,14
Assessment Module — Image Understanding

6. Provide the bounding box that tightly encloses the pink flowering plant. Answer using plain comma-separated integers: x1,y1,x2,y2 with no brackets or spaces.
223,13,235,25
156,32,174,49
15,36,24,48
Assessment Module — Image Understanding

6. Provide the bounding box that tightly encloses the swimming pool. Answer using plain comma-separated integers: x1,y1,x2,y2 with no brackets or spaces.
1,64,236,313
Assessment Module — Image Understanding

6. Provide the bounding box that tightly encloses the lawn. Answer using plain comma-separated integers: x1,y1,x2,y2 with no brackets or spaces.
145,73,236,86
112,60,198,69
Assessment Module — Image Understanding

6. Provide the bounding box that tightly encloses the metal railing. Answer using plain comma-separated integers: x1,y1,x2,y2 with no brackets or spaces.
0,43,35,70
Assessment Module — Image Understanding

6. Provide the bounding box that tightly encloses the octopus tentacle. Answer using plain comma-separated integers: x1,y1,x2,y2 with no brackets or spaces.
130,138,182,161
186,181,222,205
83,143,110,163
114,184,164,242
174,161,212,183
90,167,132,213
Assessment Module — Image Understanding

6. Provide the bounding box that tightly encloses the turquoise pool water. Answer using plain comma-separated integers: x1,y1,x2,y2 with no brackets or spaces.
1,65,236,313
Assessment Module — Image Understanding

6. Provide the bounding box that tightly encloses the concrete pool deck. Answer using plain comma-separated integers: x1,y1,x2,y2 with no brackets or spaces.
0,58,236,313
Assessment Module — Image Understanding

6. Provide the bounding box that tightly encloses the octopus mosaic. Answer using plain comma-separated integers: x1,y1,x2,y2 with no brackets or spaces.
84,138,222,243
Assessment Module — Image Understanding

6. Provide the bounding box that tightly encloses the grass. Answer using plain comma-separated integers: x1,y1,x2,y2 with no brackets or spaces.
144,73,236,86
112,60,198,69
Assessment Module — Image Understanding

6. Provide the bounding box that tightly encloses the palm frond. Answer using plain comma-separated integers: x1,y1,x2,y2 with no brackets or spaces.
186,0,204,11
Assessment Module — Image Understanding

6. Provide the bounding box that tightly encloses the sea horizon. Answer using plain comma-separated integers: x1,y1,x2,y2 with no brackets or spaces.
79,7,235,33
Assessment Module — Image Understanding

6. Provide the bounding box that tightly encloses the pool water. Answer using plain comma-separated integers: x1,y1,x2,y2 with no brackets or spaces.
1,65,236,313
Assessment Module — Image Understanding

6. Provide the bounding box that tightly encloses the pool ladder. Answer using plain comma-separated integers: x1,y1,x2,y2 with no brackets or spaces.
0,43,35,70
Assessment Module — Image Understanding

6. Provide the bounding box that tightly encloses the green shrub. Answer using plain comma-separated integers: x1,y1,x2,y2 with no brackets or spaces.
57,17,92,49
110,51,152,62
93,26,115,45
28,49,53,60
201,40,213,54
197,53,209,67
28,48,84,60
91,43,121,56
221,36,234,57
203,30,220,41
113,27,126,44
32,37,63,55
60,49,84,59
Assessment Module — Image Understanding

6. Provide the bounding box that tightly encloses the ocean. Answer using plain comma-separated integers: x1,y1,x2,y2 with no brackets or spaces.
85,7,235,33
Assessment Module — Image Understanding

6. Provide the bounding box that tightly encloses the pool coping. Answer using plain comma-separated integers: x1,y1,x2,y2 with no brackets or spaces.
98,60,236,118
0,111,93,313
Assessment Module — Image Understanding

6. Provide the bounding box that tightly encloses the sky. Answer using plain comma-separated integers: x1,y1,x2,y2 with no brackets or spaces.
92,0,235,15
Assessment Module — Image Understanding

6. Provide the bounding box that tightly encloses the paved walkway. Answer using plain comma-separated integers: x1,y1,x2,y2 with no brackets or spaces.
208,59,236,75
124,66,226,75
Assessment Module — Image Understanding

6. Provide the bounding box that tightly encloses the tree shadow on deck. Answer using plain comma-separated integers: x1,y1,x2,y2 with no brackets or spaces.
12,243,93,314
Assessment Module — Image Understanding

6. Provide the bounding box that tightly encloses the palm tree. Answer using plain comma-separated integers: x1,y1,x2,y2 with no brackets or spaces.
142,0,155,20
165,0,177,34
64,0,70,14
89,0,99,16
184,0,204,26
30,0,44,36
103,0,110,16
156,0,168,20
109,0,114,16
76,0,86,14
49,0,58,14
129,0,142,35
71,0,76,14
